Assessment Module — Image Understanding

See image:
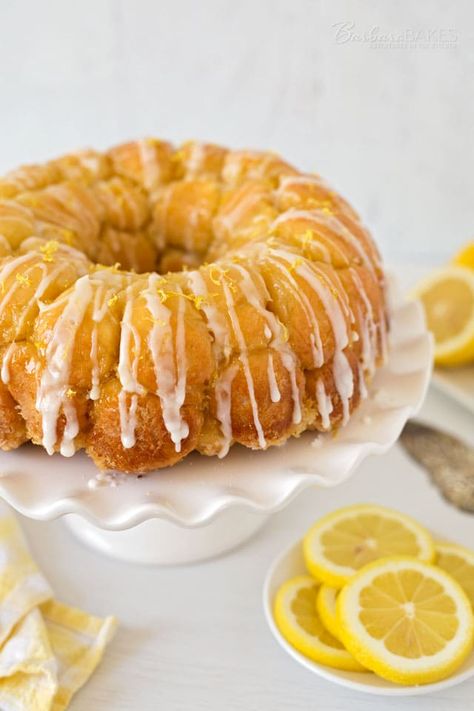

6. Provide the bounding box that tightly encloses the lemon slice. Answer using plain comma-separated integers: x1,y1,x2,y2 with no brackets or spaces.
412,266,474,366
452,242,474,270
436,542,474,610
274,575,365,671
337,557,474,685
316,584,341,640
303,504,434,588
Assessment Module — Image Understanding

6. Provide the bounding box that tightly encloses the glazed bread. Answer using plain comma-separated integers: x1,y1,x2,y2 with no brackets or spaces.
0,139,388,473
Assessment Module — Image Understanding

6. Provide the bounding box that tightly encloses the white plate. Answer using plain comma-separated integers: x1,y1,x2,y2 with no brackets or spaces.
0,291,432,531
263,539,474,696
432,366,474,414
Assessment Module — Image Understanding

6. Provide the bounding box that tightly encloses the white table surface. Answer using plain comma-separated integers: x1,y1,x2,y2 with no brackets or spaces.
17,381,473,711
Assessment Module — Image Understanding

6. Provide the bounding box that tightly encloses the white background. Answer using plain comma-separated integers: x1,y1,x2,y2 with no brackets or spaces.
0,0,473,264
0,5,473,707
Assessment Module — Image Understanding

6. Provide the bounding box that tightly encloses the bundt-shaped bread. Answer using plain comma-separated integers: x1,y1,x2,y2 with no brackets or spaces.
0,139,388,473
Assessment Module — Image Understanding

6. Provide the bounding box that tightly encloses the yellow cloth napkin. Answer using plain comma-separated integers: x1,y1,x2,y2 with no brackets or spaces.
0,503,117,710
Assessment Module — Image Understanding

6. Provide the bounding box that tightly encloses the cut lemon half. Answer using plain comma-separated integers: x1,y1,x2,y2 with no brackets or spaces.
303,504,435,588
452,241,474,270
436,542,474,610
412,266,474,366
274,575,365,671
337,557,474,685
316,584,341,640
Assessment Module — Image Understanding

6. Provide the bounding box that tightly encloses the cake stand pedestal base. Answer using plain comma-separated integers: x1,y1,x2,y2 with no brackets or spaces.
64,508,269,565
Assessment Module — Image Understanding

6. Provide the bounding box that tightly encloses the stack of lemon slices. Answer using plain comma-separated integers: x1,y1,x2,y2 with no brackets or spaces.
413,241,474,366
274,504,474,685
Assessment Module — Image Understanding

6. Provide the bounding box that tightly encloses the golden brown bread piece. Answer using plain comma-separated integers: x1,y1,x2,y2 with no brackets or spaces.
0,138,388,473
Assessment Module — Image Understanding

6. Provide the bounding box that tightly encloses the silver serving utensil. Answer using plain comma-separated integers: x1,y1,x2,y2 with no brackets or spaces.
399,421,474,513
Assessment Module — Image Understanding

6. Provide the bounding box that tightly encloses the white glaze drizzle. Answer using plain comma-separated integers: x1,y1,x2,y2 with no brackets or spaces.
184,206,202,252
154,186,173,251
0,261,64,383
276,174,329,192
221,276,266,448
273,209,374,274
186,270,231,360
273,250,355,425
88,276,120,401
315,378,333,430
186,269,234,453
314,262,354,322
266,254,324,367
185,142,207,178
222,151,274,183
214,187,265,236
46,183,100,243
221,152,248,184
116,180,146,230
349,268,377,375
267,353,281,403
36,275,93,456
89,325,100,401
358,362,368,400
214,361,238,458
0,252,36,286
271,211,343,265
0,253,68,382
297,261,354,425
117,282,144,448
98,182,132,231
118,391,137,449
138,139,161,193
143,274,189,452
255,152,276,179
75,150,103,176
231,263,302,425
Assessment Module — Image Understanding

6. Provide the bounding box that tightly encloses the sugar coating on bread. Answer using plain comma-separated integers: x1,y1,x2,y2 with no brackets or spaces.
0,139,388,473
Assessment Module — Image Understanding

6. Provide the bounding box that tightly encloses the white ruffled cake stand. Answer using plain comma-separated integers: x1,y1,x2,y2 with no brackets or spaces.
0,287,432,564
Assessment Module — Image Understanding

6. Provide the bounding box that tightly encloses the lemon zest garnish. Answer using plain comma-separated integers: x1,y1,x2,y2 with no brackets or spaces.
156,288,169,303
301,230,313,247
107,293,119,307
280,323,289,342
160,290,208,310
16,273,31,287
39,240,59,263
209,266,225,286
34,339,46,352
98,262,122,273
189,294,207,309
66,388,76,398
146,316,166,327
207,265,238,292
289,257,304,273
